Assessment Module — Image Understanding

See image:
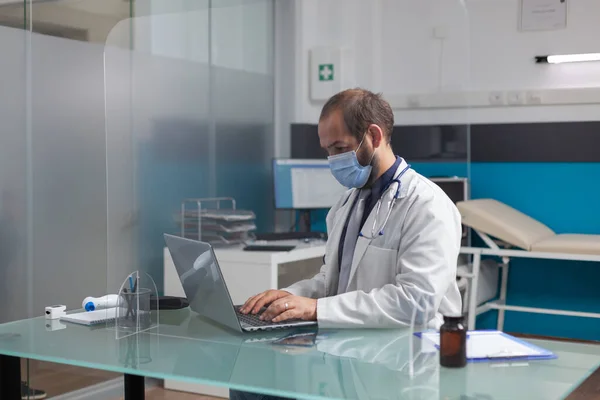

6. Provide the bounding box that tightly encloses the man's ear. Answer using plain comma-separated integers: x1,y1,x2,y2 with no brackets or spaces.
367,124,385,149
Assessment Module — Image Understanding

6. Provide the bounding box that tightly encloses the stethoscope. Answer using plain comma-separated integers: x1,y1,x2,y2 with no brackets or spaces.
359,162,411,239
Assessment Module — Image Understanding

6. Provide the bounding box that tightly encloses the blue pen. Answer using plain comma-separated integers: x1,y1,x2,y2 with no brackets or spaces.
128,276,134,292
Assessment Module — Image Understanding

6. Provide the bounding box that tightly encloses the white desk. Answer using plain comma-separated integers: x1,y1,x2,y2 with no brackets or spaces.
163,241,326,396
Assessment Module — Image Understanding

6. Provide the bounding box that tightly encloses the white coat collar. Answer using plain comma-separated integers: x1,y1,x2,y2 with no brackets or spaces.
394,158,412,199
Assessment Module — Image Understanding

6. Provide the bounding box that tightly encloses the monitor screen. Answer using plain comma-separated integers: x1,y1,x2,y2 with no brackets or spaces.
273,159,347,209
430,178,468,204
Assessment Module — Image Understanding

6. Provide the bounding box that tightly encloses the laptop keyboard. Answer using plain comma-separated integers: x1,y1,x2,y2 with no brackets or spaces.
235,307,298,327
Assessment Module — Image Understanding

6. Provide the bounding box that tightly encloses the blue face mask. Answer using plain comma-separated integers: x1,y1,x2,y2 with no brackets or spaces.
328,134,376,188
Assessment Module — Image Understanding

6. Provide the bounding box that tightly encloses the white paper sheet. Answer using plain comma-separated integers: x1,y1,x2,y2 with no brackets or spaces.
61,308,117,326
520,0,567,31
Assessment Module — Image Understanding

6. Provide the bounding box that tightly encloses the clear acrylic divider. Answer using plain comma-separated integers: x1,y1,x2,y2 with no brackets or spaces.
114,271,159,339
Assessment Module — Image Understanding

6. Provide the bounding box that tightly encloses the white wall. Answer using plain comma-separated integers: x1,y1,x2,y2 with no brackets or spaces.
280,0,600,134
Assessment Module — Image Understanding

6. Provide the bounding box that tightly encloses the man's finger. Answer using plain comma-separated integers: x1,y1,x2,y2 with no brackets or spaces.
241,294,258,314
241,293,262,313
252,291,279,314
245,292,268,314
272,310,297,323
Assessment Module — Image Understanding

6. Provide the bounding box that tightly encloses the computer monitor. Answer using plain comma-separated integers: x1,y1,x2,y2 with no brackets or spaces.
430,177,468,204
273,159,347,209
430,177,469,245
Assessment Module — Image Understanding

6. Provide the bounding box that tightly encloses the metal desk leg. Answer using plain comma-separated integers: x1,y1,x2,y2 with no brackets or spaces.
0,355,21,399
124,374,145,400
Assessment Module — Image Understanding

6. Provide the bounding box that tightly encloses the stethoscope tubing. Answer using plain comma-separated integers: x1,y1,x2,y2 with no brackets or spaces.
359,162,411,239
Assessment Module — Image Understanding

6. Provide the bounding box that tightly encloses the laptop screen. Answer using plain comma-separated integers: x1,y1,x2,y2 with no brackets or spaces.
164,234,242,332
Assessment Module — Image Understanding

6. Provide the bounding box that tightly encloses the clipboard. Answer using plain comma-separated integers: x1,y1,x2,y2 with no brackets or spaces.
415,330,557,362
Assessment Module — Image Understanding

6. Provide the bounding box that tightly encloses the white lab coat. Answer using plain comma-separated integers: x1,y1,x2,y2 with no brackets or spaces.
285,159,462,329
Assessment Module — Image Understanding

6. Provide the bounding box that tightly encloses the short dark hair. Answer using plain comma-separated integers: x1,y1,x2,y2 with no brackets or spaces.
319,88,394,143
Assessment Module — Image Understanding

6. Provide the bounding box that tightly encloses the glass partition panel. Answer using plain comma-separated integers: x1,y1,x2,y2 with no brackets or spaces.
0,0,131,396
382,0,471,179
212,0,275,233
0,24,27,325
105,0,275,296
27,26,116,395
384,0,472,327
105,0,211,294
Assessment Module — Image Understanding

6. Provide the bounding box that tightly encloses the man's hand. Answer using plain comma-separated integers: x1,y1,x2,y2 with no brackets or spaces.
240,290,292,315
260,295,317,323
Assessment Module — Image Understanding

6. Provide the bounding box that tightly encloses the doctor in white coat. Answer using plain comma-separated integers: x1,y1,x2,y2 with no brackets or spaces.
240,88,462,329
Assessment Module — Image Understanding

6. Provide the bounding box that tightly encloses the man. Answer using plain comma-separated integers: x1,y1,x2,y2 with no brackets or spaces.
231,89,462,400
240,88,462,329
232,91,462,399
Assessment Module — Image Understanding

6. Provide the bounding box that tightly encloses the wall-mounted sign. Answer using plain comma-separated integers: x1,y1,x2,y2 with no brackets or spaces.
520,0,567,31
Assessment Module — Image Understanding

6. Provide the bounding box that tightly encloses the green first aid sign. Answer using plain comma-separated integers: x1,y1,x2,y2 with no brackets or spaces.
318,64,334,81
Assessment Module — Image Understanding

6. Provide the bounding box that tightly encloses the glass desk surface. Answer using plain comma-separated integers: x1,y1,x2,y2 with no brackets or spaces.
0,308,598,400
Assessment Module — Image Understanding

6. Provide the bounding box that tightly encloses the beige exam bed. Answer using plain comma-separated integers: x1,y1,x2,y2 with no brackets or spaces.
456,199,600,330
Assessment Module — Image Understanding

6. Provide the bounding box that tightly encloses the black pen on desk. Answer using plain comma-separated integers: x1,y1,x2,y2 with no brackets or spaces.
133,277,138,293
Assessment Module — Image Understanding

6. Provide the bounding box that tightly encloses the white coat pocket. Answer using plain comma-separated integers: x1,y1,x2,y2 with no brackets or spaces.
355,246,398,292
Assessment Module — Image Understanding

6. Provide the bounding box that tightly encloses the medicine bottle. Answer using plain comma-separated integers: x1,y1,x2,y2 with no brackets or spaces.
439,315,467,368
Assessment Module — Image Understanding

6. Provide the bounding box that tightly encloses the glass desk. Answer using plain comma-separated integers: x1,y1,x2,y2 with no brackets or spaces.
0,308,598,400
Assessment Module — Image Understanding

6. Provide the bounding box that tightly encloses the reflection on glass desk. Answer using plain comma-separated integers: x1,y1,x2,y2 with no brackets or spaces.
0,308,598,400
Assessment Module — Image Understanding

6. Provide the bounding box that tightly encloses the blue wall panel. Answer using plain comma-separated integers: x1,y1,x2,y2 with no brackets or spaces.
470,163,600,234
470,162,600,340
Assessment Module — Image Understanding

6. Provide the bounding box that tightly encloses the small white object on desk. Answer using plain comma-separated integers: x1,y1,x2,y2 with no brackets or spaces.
45,305,66,320
82,294,120,312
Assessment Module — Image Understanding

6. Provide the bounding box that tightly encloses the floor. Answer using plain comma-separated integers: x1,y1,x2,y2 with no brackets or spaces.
121,388,222,400
23,360,119,398
566,365,600,400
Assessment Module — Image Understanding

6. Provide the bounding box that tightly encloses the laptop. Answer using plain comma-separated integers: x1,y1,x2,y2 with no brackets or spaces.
164,234,317,332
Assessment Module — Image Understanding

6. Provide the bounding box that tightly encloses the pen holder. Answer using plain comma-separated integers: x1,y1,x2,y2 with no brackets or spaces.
119,288,152,328
115,271,159,339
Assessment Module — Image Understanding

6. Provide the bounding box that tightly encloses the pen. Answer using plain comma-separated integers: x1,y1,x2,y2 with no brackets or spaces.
129,276,134,292
133,277,138,293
